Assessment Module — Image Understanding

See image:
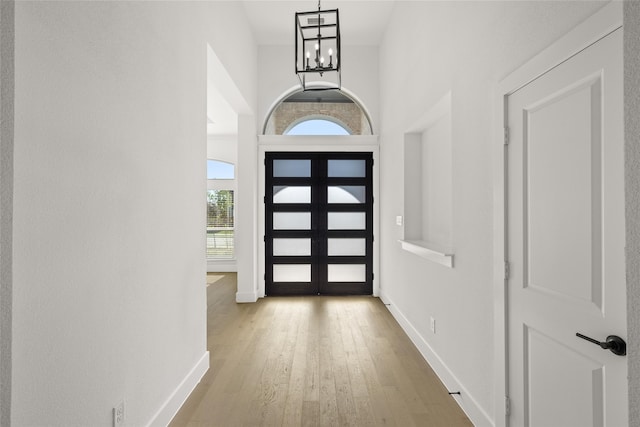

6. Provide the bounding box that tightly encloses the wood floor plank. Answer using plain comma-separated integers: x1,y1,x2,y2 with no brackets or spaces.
383,385,419,427
282,302,309,425
318,335,340,426
340,301,370,399
332,332,358,426
348,305,396,426
368,337,398,387
353,395,377,427
170,273,472,427
301,401,320,427
303,320,320,402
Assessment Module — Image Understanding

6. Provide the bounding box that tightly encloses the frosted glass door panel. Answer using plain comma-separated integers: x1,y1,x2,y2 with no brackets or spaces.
328,160,366,177
273,159,311,177
328,186,366,204
273,212,311,230
273,264,311,282
328,212,366,230
328,264,366,282
328,239,366,256
273,186,311,204
273,238,311,256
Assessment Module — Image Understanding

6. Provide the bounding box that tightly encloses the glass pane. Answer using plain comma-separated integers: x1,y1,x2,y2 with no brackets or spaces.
328,238,366,256
273,264,311,282
328,264,366,282
273,238,311,256
273,186,311,204
327,212,366,230
328,186,366,204
273,212,311,230
286,119,350,136
327,159,366,177
206,190,234,259
206,230,234,259
207,159,235,180
273,159,311,177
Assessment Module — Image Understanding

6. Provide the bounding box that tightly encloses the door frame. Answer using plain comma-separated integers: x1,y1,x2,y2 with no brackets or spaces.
258,135,380,298
264,151,374,296
492,3,623,426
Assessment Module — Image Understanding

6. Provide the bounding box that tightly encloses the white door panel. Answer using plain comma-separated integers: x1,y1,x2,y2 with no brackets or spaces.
507,28,625,427
526,326,605,427
525,77,601,307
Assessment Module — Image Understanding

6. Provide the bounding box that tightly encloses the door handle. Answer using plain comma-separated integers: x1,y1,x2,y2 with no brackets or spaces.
576,332,626,356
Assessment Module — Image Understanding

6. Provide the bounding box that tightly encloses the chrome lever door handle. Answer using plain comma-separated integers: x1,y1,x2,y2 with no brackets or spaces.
576,333,626,356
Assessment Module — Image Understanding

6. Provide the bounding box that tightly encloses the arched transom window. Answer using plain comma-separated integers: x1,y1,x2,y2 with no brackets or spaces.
263,89,372,135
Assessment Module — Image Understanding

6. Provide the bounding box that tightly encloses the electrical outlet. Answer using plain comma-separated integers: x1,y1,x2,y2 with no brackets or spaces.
430,316,436,334
113,400,124,427
396,215,403,226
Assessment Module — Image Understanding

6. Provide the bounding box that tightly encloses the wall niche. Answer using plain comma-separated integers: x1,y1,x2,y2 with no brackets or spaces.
400,91,454,267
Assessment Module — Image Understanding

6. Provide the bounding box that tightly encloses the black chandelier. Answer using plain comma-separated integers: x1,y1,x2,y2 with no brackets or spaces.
295,1,341,91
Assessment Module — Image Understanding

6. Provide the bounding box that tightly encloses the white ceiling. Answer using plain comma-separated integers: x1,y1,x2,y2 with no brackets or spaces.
241,1,396,45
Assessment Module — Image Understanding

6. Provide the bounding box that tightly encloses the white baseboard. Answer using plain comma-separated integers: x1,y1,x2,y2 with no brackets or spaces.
379,291,493,427
236,291,258,303
146,351,209,427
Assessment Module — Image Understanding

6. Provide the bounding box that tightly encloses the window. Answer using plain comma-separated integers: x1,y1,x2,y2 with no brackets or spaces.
207,158,235,261
207,159,235,180
286,119,350,135
263,89,372,135
207,189,234,260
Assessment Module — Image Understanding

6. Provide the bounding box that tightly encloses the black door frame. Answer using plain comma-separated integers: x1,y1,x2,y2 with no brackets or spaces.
265,152,374,296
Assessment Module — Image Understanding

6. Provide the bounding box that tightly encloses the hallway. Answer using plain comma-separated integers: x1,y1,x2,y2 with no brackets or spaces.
170,273,472,426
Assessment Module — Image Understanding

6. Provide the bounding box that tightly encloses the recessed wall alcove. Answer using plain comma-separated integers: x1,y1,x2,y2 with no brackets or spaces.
400,91,454,267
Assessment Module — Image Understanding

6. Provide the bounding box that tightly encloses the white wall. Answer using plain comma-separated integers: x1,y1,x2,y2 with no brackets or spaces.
235,114,259,301
11,2,256,426
0,1,15,425
378,1,607,424
207,136,238,166
625,1,640,425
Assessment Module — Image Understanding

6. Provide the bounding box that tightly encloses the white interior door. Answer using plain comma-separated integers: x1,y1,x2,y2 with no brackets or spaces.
507,28,626,427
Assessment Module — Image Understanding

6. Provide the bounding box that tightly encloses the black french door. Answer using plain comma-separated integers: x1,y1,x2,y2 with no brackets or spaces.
265,152,373,296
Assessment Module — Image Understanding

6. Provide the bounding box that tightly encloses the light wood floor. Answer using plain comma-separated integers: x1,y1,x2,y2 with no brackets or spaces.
170,273,473,427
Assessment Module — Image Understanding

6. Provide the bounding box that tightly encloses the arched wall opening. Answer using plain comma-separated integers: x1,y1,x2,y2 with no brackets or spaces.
262,83,374,136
